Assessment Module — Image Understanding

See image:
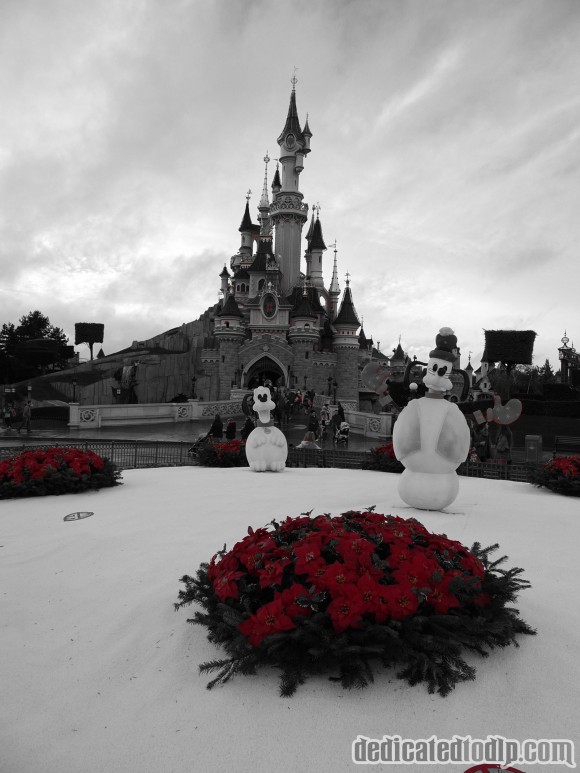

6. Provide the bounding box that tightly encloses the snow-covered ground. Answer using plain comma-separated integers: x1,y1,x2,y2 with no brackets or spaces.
1,467,578,773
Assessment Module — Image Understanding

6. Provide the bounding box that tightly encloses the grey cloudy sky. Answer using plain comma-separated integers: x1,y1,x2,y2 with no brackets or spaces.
1,0,579,369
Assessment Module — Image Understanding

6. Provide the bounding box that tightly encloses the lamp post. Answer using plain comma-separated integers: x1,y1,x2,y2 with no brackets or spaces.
327,375,332,396
333,380,338,404
72,379,78,403
115,387,122,402
27,384,32,401
191,376,197,399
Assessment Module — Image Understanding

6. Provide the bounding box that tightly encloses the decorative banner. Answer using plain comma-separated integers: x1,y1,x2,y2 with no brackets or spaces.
63,511,94,522
486,396,523,425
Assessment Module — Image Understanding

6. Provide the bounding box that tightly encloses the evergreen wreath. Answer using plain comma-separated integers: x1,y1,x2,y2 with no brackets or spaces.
175,509,535,697
529,454,580,497
0,446,121,499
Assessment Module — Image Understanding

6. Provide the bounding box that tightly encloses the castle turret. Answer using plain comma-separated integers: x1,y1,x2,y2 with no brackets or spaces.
288,288,320,392
219,265,230,305
332,276,360,403
214,292,245,399
309,211,326,290
270,77,309,295
238,193,255,260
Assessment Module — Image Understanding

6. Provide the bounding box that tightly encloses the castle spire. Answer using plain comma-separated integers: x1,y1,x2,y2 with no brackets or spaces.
258,152,271,235
259,152,270,211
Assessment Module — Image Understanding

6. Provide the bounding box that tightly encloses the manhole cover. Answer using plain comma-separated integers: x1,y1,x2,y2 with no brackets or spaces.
64,511,94,522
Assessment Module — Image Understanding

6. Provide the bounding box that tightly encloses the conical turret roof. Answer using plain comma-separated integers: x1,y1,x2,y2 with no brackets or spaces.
216,293,244,318
287,285,325,314
292,293,317,319
238,201,254,232
277,89,304,145
310,217,326,251
391,343,405,361
334,286,360,328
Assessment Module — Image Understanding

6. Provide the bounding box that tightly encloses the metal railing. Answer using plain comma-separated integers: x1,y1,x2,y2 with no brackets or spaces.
0,440,196,470
0,440,538,481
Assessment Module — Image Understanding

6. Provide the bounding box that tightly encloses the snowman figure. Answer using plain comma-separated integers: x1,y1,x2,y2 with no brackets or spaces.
245,386,288,472
393,327,470,510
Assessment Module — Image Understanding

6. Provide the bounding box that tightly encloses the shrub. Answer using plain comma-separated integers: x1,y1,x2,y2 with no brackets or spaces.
0,447,121,499
195,439,248,468
362,443,404,473
176,509,534,697
529,454,580,497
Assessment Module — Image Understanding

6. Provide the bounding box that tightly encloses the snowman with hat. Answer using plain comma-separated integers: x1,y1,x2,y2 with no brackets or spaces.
393,327,470,510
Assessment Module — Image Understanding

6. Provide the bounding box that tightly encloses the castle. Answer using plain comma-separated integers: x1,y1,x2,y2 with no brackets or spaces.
194,79,380,409
31,81,388,409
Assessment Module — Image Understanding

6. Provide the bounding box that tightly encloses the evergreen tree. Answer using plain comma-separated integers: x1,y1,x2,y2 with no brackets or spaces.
539,358,555,384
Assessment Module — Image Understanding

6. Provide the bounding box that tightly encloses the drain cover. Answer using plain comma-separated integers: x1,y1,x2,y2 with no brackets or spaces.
64,511,94,522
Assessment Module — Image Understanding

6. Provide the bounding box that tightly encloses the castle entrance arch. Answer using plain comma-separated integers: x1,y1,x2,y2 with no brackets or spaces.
243,354,287,389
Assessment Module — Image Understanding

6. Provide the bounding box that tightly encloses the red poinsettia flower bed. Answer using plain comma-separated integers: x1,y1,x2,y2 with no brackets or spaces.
195,439,248,468
363,442,404,473
530,454,580,497
0,447,121,498
176,509,534,696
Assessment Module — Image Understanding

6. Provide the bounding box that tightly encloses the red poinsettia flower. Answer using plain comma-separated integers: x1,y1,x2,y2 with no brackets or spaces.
335,536,376,569
238,597,297,646
278,583,313,620
327,586,365,632
312,561,359,594
213,570,245,601
257,558,291,588
376,582,420,621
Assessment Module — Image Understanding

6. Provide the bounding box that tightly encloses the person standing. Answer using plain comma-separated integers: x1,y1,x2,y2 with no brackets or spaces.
208,414,223,439
18,401,32,434
3,403,13,430
308,410,320,440
240,416,255,441
225,418,237,439
495,425,513,464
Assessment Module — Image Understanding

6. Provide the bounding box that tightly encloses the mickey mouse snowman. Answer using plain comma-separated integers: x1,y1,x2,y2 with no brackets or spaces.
393,327,470,510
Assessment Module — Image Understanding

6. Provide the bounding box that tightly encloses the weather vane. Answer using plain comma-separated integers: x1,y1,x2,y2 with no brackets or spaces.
246,189,252,201
345,271,351,286
291,66,298,90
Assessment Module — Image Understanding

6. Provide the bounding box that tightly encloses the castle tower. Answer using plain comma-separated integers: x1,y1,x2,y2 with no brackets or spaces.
214,292,245,399
219,265,230,305
332,276,360,403
288,289,319,392
270,77,310,295
309,209,326,290
238,192,255,261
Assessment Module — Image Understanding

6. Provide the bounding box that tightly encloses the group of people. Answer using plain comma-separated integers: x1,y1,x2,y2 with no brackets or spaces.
206,415,256,441
2,401,32,433
203,397,350,451
468,421,513,463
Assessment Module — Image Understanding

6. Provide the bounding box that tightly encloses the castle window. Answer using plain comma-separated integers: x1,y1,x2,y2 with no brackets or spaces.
305,352,309,359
